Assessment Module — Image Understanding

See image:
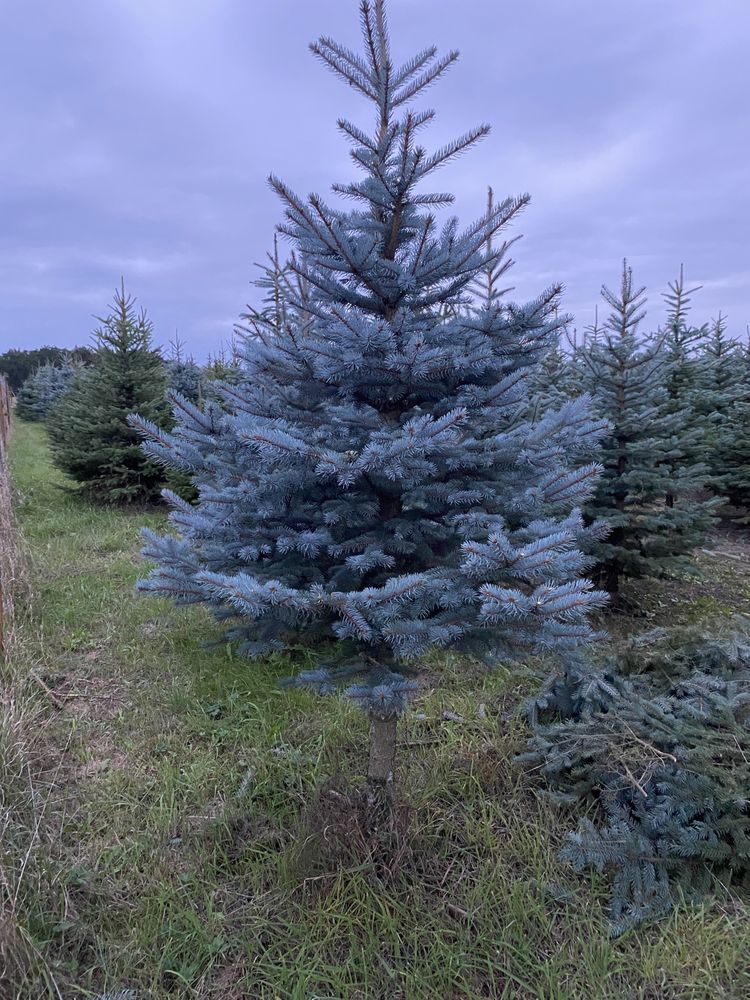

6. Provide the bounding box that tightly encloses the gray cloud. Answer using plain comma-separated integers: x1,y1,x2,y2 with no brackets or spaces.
2,0,748,357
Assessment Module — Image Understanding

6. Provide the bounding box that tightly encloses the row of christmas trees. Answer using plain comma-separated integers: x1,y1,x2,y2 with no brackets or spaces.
14,254,748,598
15,336,212,428
536,259,749,596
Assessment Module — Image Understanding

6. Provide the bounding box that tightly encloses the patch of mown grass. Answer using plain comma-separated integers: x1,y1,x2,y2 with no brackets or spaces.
5,420,750,999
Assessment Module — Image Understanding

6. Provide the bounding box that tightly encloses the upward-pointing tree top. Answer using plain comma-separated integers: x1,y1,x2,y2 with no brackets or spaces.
94,278,155,354
662,263,704,347
601,261,647,342
268,0,531,326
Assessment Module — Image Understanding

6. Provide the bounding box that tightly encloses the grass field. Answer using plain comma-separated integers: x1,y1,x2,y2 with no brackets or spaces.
3,419,750,999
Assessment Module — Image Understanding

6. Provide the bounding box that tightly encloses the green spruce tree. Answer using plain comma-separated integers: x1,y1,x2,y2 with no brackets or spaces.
50,282,169,504
530,332,577,413
719,401,750,520
518,619,750,935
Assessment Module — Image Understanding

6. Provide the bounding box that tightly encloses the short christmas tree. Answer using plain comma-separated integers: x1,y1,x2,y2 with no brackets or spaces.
50,281,169,504
131,0,608,796
16,361,76,422
531,311,601,416
578,260,717,596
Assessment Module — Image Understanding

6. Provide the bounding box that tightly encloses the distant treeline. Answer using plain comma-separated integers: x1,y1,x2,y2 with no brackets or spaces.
0,346,96,393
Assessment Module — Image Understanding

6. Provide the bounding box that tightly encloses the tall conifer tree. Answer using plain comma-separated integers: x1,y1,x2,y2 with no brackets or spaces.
699,313,739,412
715,395,750,520
132,0,607,794
661,266,705,394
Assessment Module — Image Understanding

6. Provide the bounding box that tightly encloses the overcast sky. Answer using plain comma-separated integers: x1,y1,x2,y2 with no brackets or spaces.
2,0,748,359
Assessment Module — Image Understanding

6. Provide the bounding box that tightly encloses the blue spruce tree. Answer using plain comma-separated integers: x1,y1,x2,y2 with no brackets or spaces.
131,0,607,795
16,361,76,422
697,312,740,426
165,333,206,406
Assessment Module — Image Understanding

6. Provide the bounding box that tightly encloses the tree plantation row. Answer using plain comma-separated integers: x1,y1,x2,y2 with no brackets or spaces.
9,260,749,596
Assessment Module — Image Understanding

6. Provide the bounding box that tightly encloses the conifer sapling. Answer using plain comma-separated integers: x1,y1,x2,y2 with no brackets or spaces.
51,281,169,504
131,0,608,798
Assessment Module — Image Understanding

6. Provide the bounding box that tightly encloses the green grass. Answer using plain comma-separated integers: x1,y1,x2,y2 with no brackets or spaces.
4,419,750,999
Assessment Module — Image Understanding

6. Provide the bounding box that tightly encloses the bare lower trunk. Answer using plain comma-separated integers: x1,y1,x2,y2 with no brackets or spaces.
605,561,620,598
366,715,397,827
368,715,397,790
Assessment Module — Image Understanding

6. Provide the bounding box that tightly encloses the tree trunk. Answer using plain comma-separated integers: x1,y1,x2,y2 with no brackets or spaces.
366,715,397,823
604,560,621,600
368,715,397,790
